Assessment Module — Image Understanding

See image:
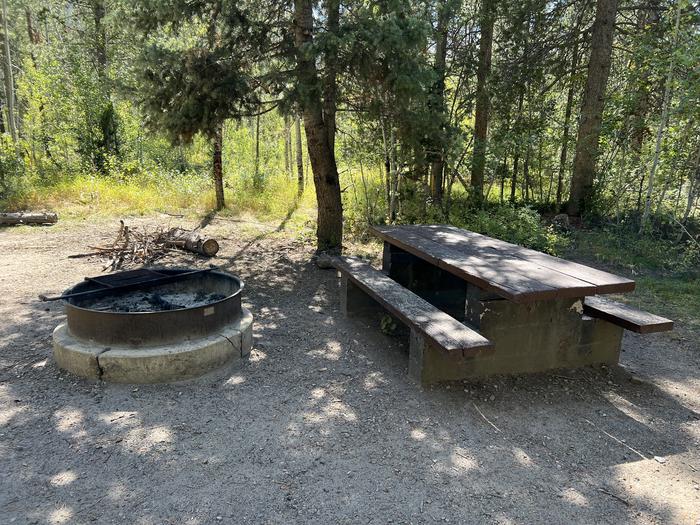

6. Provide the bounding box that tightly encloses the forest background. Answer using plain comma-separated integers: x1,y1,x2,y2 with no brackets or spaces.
1,0,699,317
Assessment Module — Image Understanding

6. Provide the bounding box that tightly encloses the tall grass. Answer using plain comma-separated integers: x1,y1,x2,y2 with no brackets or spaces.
5,167,318,223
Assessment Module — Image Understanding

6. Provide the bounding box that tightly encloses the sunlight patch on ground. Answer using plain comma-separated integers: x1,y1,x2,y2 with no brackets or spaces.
449,447,478,472
560,487,589,507
601,391,653,427
248,349,267,363
53,408,86,438
511,447,535,468
0,386,27,426
107,481,128,502
305,340,344,361
224,375,246,386
363,371,386,390
301,398,358,429
49,470,77,487
324,341,343,360
49,506,73,524
98,411,139,429
310,387,326,400
613,460,699,524
410,428,427,441
125,425,174,453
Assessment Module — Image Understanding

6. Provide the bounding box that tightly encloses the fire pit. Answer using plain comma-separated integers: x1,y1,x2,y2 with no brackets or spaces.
51,268,253,383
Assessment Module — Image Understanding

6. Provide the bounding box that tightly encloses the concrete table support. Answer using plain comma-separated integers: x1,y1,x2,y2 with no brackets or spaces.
379,243,624,383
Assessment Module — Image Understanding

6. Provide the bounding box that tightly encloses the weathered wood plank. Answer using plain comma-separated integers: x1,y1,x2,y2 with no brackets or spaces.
373,226,569,302
402,225,598,298
583,296,673,334
333,256,493,354
417,224,635,294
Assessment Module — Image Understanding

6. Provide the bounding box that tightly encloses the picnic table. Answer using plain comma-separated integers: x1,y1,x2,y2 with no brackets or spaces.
333,224,673,385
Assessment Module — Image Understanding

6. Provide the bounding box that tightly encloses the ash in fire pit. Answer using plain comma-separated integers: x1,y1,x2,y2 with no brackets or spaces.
87,289,227,312
51,268,253,383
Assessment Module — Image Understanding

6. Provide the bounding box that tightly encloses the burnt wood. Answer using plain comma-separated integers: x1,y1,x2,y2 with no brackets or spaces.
372,225,635,303
333,256,493,355
583,296,673,334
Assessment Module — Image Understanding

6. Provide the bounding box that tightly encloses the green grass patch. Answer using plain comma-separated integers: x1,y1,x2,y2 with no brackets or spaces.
633,275,700,331
3,170,318,227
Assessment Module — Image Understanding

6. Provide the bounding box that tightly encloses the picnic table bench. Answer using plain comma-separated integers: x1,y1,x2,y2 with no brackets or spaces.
334,224,673,385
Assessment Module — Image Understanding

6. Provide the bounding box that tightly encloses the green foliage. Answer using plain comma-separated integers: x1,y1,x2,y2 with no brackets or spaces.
571,223,700,278
0,136,28,203
128,0,268,143
380,314,398,335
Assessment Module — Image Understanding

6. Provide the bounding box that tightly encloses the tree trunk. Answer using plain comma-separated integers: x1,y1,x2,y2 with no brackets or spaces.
511,151,519,203
556,23,581,211
212,124,225,210
681,142,700,225
294,0,343,251
1,0,17,143
389,127,398,222
253,113,261,188
295,115,304,194
428,0,456,203
323,0,339,151
91,0,118,170
381,118,391,212
0,212,58,225
25,9,40,68
283,115,291,177
640,0,682,232
523,143,531,202
510,91,524,203
567,0,618,217
628,2,659,198
499,156,507,203
471,0,495,204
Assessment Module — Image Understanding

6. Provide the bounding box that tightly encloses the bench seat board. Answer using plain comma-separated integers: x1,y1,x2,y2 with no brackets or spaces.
333,256,493,353
583,296,673,334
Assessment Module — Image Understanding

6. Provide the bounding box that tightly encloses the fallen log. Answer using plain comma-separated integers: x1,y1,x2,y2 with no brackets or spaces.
166,229,219,257
0,212,58,225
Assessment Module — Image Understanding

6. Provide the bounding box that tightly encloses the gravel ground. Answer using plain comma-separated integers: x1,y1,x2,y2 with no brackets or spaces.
1,216,698,524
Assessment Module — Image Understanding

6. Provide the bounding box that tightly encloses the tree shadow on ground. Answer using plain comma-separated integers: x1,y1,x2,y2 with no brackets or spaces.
1,224,698,524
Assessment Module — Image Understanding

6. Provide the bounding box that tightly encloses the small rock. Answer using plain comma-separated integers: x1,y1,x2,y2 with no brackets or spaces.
314,253,335,269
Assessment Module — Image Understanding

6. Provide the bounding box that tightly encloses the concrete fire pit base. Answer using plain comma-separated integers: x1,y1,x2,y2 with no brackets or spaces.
53,308,253,383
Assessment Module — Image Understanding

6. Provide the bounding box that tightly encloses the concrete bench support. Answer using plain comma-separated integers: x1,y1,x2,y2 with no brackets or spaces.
335,256,493,385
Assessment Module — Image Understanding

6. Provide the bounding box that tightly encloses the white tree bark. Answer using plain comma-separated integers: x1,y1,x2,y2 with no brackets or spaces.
1,0,17,143
640,1,682,232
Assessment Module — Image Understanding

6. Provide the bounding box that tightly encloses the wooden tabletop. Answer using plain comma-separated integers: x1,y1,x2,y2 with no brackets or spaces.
372,224,635,303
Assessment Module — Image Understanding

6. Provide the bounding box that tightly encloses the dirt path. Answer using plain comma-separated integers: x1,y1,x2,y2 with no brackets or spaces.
1,216,698,524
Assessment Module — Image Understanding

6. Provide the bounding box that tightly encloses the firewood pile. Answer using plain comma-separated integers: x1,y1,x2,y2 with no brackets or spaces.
71,221,219,271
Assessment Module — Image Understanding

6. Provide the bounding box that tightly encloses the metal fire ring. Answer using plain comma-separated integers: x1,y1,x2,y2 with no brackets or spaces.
62,269,244,347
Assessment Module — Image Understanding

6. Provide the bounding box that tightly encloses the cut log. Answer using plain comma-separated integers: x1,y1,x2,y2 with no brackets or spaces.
167,229,219,257
0,212,58,225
